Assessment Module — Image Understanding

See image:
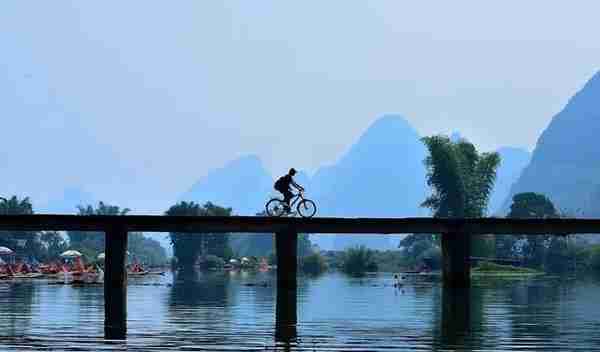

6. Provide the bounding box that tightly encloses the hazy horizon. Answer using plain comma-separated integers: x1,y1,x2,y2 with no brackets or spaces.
2,1,600,212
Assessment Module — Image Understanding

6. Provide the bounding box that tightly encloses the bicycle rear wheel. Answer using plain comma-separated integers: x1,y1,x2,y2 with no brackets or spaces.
297,199,317,218
266,198,286,217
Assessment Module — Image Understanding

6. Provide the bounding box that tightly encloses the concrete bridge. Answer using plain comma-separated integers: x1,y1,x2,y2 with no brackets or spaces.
1,214,599,341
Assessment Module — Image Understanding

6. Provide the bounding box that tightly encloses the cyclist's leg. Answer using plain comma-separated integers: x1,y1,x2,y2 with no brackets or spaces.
283,190,293,210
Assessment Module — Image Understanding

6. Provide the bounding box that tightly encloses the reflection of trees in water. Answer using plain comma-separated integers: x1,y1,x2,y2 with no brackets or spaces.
432,287,473,352
0,283,36,336
507,280,569,343
165,269,234,346
168,269,231,307
431,279,576,351
430,284,498,352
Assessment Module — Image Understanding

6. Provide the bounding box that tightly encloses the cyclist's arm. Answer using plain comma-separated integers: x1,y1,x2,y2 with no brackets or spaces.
291,180,304,191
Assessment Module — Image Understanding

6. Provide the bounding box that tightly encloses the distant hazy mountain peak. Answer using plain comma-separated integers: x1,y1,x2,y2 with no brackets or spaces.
180,154,272,215
220,154,264,169
339,114,421,166
359,114,416,140
500,71,600,214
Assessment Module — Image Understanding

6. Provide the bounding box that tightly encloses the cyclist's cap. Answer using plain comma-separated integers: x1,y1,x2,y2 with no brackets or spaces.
289,168,297,175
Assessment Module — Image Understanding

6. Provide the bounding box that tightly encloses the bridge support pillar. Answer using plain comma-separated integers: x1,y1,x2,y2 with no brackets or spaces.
275,229,297,343
104,225,128,339
441,231,471,288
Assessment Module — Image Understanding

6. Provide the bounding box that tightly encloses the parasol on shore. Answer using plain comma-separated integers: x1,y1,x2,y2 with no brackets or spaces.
0,246,14,255
60,250,83,258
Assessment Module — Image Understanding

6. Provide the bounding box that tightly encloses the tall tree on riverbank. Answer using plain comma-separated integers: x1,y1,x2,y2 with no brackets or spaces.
507,192,560,268
420,135,501,256
166,201,231,269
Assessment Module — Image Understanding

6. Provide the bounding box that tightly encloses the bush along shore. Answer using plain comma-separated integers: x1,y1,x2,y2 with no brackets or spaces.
472,262,543,277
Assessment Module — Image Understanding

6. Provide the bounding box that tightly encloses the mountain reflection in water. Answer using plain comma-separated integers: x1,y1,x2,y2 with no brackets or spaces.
1,271,600,351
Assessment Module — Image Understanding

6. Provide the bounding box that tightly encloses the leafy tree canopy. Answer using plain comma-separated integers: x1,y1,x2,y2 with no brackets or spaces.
420,135,500,257
508,192,558,219
421,135,500,218
166,201,232,269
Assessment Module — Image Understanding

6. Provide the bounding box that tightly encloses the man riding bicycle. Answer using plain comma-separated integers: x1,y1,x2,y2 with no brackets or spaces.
274,168,304,213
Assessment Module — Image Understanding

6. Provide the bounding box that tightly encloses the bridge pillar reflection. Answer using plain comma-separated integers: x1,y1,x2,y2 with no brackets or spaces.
442,231,471,288
275,229,298,344
441,287,471,346
104,225,128,339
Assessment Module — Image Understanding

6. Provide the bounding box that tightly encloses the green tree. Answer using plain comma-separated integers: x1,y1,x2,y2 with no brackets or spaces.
66,201,130,260
301,252,328,275
398,234,439,266
342,245,378,276
507,192,559,268
166,201,231,269
0,196,44,259
421,135,500,257
508,192,558,218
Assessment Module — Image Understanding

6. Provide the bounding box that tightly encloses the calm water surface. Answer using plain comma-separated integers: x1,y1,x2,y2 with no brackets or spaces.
1,271,600,351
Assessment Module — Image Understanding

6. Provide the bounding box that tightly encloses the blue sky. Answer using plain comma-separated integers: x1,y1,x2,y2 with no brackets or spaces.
1,1,599,212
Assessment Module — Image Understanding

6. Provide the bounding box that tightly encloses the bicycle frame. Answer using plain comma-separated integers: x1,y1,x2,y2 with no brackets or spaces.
289,192,305,208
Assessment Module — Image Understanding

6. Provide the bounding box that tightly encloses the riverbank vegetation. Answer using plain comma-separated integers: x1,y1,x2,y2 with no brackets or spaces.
0,197,167,266
339,246,378,276
472,262,541,275
301,253,328,275
166,201,231,270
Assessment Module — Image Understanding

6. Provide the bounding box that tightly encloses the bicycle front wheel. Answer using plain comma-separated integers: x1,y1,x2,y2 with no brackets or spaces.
297,199,317,218
266,198,286,217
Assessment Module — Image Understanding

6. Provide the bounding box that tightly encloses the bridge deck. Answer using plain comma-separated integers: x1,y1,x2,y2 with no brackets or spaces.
0,215,600,234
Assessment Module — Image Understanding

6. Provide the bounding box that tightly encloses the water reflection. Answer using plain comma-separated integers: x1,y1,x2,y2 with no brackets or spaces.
169,269,231,307
1,273,600,350
507,280,565,344
439,287,471,350
165,269,234,346
0,282,36,336
275,287,297,346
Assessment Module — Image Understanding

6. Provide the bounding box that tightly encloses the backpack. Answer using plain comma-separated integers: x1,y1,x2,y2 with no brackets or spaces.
274,176,286,191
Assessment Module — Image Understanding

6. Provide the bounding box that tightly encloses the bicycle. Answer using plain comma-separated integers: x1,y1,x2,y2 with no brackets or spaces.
265,191,317,218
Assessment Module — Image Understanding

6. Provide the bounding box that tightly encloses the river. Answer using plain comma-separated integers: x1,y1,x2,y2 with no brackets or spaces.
1,271,600,351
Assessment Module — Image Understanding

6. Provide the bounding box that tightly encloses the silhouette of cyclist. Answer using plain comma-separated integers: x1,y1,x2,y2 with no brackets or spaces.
274,168,304,212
